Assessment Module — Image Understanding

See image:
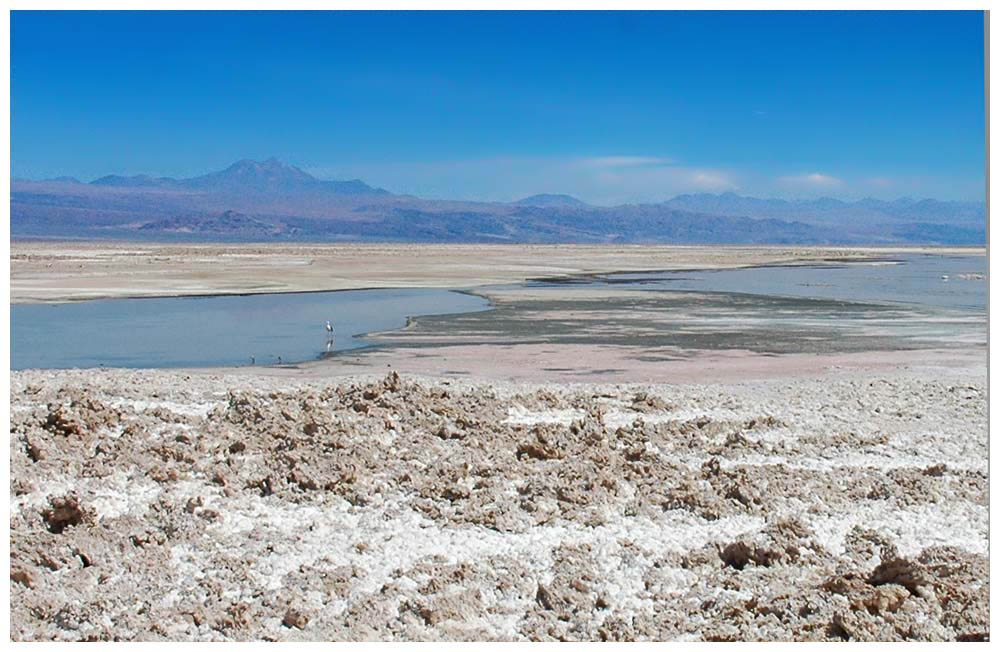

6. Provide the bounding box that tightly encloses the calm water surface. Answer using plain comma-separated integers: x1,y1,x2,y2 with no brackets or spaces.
545,253,986,312
10,253,986,370
11,288,489,370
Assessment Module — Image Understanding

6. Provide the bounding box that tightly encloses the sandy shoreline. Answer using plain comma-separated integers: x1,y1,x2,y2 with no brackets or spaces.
208,345,985,386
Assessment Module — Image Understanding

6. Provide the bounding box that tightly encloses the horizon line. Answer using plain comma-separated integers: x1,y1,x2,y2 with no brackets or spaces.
11,157,986,207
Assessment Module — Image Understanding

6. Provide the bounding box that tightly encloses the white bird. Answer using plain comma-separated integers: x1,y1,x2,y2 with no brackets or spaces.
325,320,334,334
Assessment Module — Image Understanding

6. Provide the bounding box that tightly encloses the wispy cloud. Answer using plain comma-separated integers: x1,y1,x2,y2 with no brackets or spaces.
574,155,673,169
691,171,734,190
307,158,976,205
307,155,725,205
778,172,844,187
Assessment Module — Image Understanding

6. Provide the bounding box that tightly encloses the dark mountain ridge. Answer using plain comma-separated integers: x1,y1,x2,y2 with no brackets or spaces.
136,209,298,238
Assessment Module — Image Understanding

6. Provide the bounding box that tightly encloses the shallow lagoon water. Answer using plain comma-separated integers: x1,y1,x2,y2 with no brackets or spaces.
571,253,986,313
11,288,489,370
10,253,986,370
445,252,986,356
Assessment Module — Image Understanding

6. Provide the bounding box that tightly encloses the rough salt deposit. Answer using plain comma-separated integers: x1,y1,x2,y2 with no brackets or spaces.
8,366,988,641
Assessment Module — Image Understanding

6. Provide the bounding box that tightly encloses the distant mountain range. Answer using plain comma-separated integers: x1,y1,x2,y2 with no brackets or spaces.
87,158,389,195
11,158,986,244
661,192,985,229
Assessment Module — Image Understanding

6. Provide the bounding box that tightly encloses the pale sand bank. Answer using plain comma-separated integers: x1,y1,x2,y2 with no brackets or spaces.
10,241,984,303
214,344,985,385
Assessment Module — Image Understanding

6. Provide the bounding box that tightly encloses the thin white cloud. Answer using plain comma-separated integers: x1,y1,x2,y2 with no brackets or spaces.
308,156,712,205
691,171,735,190
581,163,738,202
305,158,981,203
778,172,844,187
307,155,715,205
574,155,673,169
311,158,986,205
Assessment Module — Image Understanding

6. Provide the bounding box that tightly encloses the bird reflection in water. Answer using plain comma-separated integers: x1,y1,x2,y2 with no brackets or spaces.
320,320,336,359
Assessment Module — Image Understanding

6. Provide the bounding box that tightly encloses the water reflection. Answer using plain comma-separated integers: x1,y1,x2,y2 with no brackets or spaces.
11,288,489,370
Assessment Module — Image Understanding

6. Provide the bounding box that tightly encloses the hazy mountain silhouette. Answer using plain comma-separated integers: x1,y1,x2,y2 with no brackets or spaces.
10,159,985,244
662,192,984,229
89,158,388,195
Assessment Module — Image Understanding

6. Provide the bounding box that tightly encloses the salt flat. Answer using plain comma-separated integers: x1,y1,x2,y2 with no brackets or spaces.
9,364,987,641
7,243,989,641
9,241,983,303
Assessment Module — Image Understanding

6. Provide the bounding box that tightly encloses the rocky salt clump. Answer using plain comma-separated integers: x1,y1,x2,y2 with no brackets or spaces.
9,368,988,641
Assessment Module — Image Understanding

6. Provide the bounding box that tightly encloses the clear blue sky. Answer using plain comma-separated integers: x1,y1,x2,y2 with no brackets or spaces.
12,10,986,204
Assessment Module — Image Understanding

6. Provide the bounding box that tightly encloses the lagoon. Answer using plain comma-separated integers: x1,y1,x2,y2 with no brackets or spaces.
10,288,489,370
10,253,986,370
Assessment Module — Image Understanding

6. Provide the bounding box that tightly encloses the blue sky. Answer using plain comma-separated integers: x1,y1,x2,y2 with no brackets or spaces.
12,10,986,204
